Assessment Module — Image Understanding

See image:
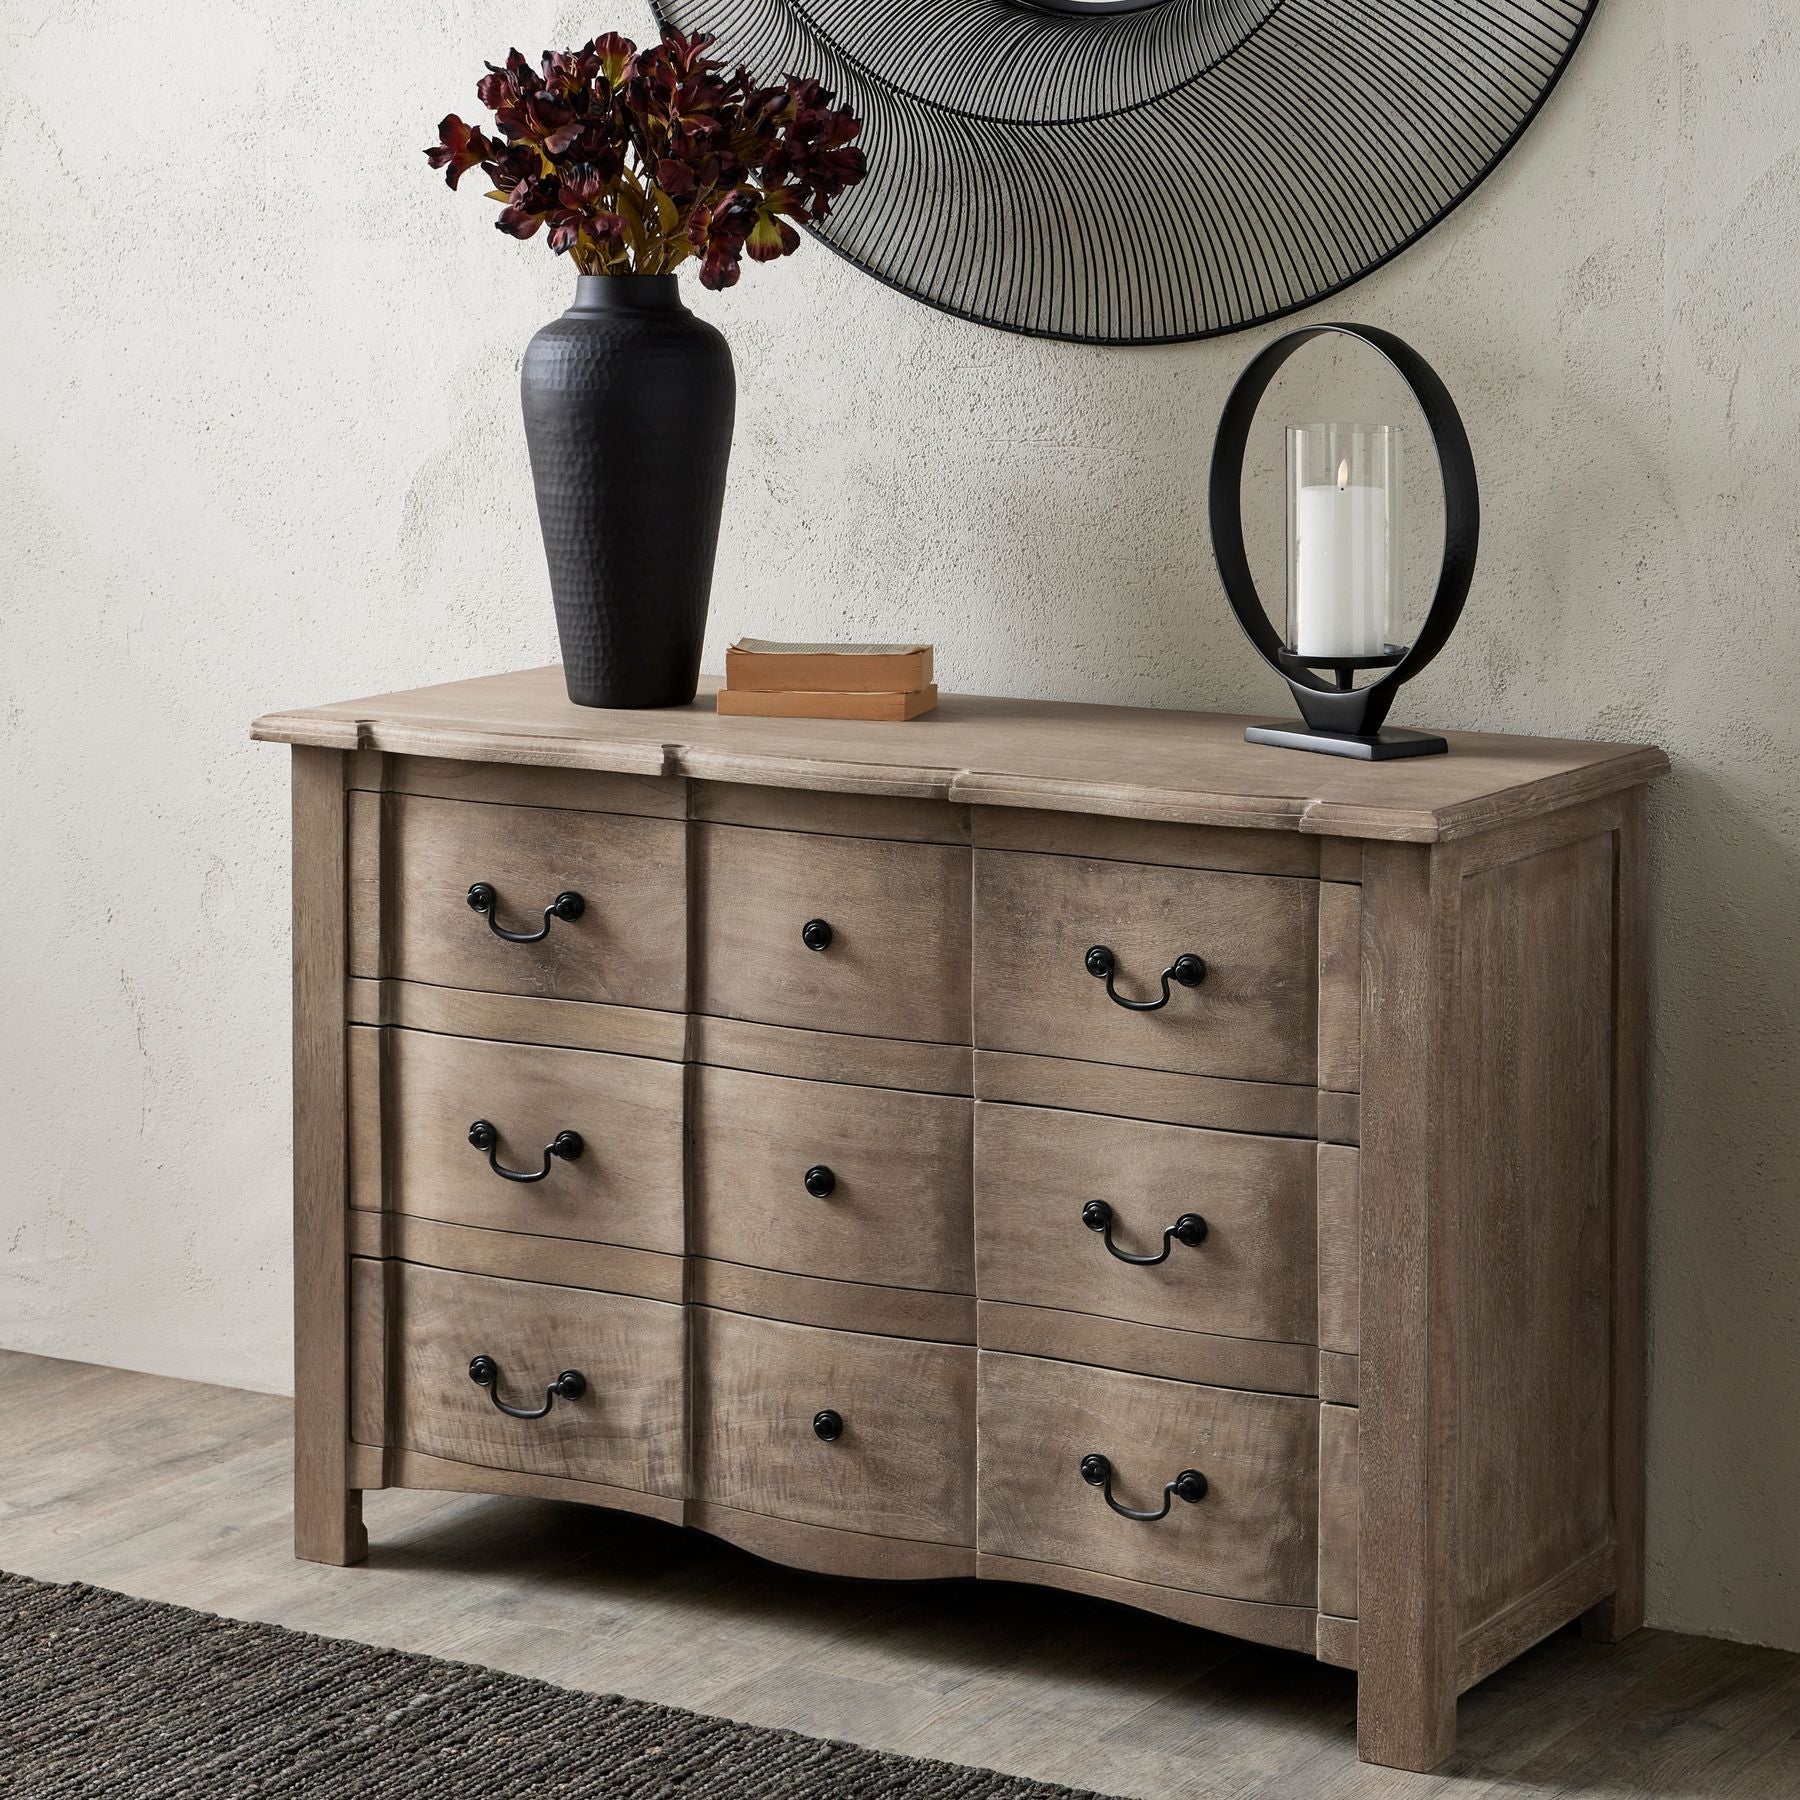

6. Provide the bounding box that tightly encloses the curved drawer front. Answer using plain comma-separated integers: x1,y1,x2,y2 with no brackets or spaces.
693,824,971,1043
356,792,686,1006
374,1262,686,1493
691,1065,973,1292
973,850,1318,1083
352,1026,684,1255
693,1309,975,1545
976,1351,1317,1607
975,1102,1317,1344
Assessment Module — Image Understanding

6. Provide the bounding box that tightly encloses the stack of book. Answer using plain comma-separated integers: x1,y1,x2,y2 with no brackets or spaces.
716,640,938,720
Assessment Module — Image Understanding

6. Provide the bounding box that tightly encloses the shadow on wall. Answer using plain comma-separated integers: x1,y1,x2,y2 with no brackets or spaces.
1644,757,1800,1641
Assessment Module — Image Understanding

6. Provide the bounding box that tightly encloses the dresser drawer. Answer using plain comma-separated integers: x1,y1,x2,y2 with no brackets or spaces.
975,1102,1317,1343
358,1261,686,1494
692,1309,975,1545
976,1351,1316,1607
692,1066,973,1292
353,792,686,1007
693,824,970,1043
349,1026,683,1254
973,851,1318,1084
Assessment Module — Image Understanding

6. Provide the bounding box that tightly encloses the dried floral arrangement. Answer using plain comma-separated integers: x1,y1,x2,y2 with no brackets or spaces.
426,27,867,289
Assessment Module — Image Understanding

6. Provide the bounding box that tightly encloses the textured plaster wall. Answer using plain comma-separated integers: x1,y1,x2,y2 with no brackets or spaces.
2,1,1796,1649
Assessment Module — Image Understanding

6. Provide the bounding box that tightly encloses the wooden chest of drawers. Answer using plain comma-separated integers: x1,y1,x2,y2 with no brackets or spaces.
256,668,1666,1773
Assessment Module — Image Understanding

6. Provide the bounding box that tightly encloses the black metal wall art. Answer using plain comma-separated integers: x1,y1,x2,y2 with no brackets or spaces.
652,0,1599,344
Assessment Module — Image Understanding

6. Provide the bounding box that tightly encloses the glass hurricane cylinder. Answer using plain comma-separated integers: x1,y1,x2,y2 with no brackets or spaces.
1285,424,1402,664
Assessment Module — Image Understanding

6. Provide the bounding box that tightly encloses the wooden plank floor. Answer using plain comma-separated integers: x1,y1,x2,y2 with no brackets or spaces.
4,1350,1795,1799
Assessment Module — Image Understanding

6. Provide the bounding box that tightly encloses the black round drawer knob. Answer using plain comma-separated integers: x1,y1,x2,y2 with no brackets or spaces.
803,1165,838,1199
812,1409,844,1442
801,918,834,952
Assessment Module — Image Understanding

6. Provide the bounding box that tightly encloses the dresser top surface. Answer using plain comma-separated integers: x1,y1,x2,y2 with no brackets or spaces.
253,666,1667,843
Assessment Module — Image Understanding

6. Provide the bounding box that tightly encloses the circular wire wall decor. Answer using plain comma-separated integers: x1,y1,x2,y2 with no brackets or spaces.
650,0,1600,344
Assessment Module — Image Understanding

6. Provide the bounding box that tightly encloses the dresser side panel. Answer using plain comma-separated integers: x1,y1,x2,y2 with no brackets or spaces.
1451,830,1617,1632
1584,787,1648,1642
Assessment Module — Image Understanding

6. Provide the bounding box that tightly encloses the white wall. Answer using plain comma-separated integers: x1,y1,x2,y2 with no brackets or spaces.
2,2,1795,1651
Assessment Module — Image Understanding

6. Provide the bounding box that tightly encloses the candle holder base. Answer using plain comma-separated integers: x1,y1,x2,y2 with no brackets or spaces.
1277,645,1409,694
1276,645,1407,674
1245,721,1449,760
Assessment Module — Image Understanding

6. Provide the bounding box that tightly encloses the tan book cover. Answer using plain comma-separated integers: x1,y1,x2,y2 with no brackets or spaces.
715,684,939,722
725,639,934,694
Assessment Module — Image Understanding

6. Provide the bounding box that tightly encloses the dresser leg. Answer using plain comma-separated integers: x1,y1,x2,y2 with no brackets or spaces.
1356,1668,1456,1774
290,745,364,1570
1580,1589,1642,1643
296,1484,368,1567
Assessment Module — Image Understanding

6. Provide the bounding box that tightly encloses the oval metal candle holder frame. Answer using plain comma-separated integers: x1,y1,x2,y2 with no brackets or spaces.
1208,323,1481,758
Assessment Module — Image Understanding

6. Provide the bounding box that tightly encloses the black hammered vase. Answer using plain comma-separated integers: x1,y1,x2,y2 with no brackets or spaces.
521,274,735,708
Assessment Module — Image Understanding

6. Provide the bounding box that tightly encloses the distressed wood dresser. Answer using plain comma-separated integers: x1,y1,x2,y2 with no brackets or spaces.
255,667,1666,1772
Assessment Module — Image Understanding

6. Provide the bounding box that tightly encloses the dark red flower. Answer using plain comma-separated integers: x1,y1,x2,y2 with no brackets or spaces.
594,33,635,85
424,114,494,189
700,241,743,288
427,25,868,280
494,175,557,239
481,139,541,190
477,49,537,112
526,96,583,157
656,157,696,201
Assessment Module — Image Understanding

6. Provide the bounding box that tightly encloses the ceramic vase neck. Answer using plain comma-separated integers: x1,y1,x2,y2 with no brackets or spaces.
569,273,685,314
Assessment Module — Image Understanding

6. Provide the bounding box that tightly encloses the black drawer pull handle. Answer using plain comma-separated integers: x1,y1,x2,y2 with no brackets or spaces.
804,1165,838,1199
467,882,585,944
801,918,834,952
1084,944,1206,1011
468,1355,586,1419
813,1409,844,1442
468,1119,584,1183
1080,1453,1207,1521
1081,1199,1208,1265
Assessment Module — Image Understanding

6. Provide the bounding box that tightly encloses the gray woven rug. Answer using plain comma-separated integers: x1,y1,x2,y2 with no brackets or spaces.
2,1571,1105,1798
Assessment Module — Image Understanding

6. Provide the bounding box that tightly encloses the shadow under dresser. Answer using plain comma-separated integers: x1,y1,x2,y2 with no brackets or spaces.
254,667,1667,1773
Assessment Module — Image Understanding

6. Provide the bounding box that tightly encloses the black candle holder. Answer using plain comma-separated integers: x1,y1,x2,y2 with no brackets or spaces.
1208,324,1480,760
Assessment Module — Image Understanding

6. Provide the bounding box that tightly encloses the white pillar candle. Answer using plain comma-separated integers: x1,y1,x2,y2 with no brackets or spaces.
1294,459,1388,658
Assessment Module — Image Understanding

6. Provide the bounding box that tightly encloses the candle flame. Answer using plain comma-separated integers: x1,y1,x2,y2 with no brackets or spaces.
1336,458,1350,490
